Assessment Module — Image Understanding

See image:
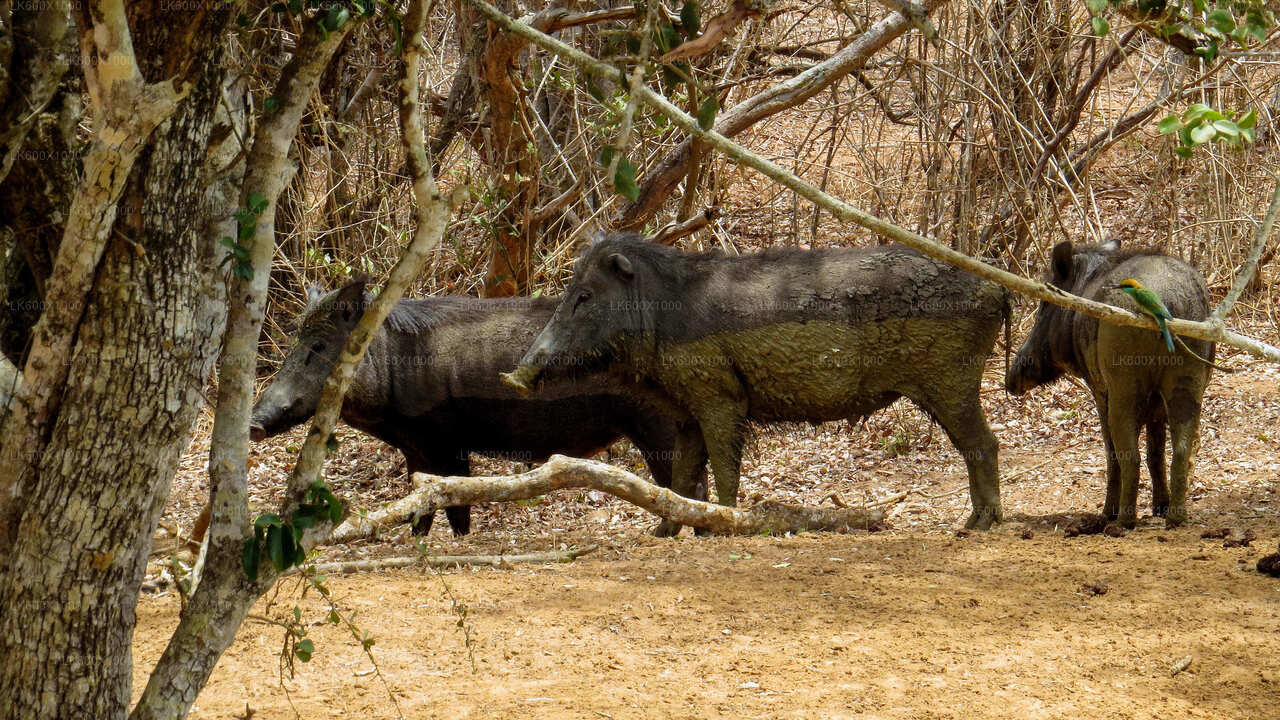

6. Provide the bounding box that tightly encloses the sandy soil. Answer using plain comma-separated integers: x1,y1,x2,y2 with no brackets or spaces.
132,329,1280,719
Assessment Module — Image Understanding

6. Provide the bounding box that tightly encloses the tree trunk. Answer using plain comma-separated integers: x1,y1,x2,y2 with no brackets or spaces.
0,3,234,717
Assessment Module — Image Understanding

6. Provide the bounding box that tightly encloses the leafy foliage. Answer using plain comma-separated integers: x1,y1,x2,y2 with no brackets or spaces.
1159,104,1256,157
242,480,345,581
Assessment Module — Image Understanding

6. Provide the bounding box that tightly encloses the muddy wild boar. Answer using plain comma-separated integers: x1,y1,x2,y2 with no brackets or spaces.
250,280,704,536
1006,239,1214,528
503,232,1010,530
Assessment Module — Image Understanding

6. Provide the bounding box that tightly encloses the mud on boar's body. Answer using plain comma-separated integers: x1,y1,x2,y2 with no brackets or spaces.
505,233,1010,531
251,280,704,536
1006,239,1214,528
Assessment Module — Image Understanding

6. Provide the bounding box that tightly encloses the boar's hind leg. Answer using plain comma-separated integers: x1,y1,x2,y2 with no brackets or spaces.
1146,417,1169,517
1105,389,1143,528
915,392,1002,530
1163,380,1204,528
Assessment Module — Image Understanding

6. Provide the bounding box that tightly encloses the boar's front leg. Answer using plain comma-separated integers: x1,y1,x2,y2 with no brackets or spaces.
408,453,472,536
1105,388,1143,528
694,400,748,513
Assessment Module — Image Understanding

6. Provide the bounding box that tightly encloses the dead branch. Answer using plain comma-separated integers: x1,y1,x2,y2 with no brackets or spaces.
299,546,598,575
657,0,757,64
329,455,885,543
531,173,587,225
1212,173,1280,321
650,207,718,245
617,0,954,230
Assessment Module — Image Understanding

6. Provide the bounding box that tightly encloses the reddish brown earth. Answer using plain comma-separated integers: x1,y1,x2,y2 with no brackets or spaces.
134,331,1280,719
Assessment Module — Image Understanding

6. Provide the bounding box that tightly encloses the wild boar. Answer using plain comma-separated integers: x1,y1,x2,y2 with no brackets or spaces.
251,280,704,536
504,233,1009,530
1006,239,1214,527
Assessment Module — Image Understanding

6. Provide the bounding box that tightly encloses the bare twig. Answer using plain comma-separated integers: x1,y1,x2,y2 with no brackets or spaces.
1212,173,1280,322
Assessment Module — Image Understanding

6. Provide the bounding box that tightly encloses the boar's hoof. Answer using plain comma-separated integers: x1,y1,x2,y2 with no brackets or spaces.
1163,506,1188,529
963,507,1001,531
653,520,683,538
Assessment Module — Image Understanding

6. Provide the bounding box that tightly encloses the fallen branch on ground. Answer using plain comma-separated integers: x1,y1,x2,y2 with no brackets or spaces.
298,546,599,575
328,455,885,543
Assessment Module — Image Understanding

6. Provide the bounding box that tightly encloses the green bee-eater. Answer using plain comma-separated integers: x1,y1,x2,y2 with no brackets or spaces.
1112,278,1174,352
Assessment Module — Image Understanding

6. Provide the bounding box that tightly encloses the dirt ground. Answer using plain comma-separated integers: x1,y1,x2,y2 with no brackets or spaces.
131,322,1280,719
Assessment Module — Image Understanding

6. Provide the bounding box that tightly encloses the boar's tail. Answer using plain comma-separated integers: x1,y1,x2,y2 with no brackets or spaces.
1001,288,1012,390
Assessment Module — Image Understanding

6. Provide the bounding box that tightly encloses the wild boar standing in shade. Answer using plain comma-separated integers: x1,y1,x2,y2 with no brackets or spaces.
503,233,1010,530
250,280,705,536
1006,239,1215,528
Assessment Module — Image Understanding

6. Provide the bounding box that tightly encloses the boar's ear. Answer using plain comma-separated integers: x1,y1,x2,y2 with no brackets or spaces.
1050,241,1074,283
1101,237,1121,251
607,253,634,280
334,277,368,324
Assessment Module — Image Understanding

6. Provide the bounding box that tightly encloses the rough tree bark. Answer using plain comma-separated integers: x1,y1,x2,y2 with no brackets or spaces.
0,0,236,717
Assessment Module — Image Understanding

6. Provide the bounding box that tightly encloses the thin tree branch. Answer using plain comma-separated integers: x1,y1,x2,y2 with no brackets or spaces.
1212,173,1280,321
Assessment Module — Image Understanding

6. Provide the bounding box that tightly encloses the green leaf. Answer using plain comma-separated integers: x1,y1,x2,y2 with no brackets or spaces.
242,537,261,580
287,0,301,13
255,513,284,529
325,434,339,452
247,192,268,214
613,157,640,202
389,13,403,55
1174,145,1193,159
329,496,344,524
1157,114,1181,135
1240,127,1255,143
1190,121,1217,144
598,146,614,168
1084,0,1107,13
1183,103,1213,124
1091,15,1110,36
1237,108,1257,130
1212,119,1240,138
327,610,341,624
659,23,681,53
267,525,286,570
293,512,316,531
681,1,701,36
1208,8,1235,33
697,97,718,131
293,639,314,662
236,13,252,27
324,4,350,31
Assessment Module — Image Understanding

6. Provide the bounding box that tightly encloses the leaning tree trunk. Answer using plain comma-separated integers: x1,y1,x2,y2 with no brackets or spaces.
0,3,235,718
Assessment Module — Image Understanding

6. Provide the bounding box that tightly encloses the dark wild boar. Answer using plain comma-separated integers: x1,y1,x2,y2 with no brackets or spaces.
504,233,1009,530
1006,239,1214,527
251,280,703,536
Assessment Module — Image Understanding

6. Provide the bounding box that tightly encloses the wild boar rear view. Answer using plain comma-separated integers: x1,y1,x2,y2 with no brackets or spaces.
1006,239,1215,528
504,233,1010,531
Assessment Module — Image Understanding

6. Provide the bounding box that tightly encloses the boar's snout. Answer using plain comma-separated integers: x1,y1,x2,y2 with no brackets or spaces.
249,423,267,442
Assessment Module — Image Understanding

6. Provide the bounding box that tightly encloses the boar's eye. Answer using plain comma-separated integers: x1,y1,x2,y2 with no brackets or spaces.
313,342,326,353
572,290,591,314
